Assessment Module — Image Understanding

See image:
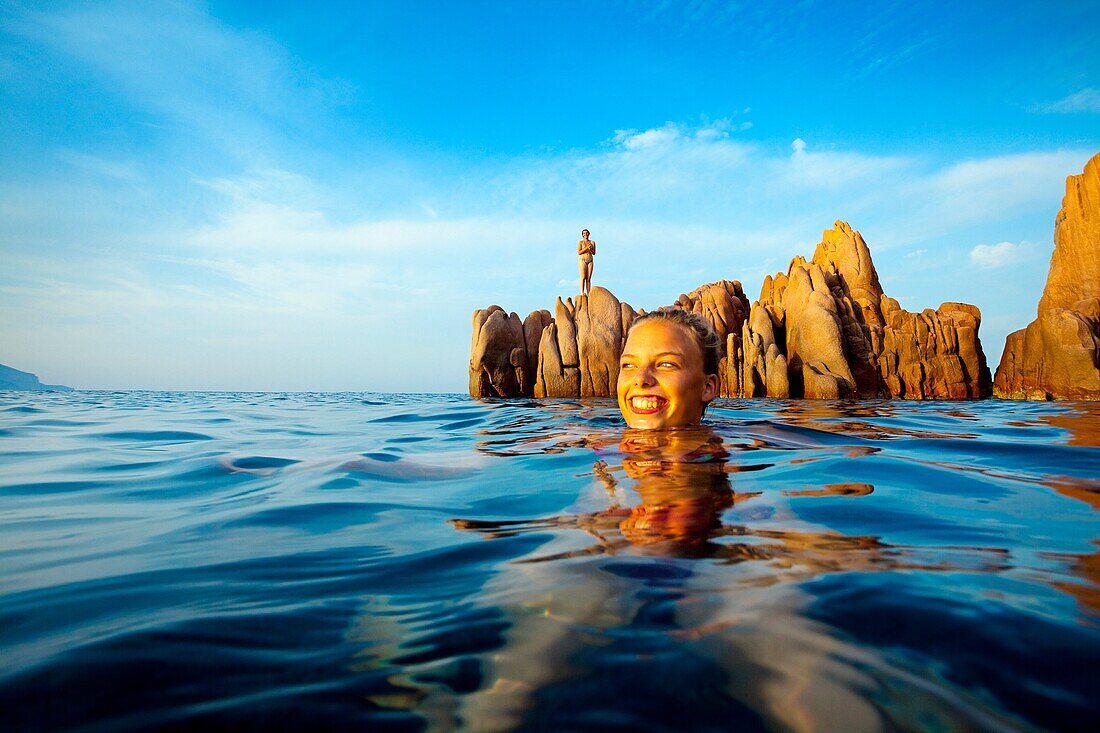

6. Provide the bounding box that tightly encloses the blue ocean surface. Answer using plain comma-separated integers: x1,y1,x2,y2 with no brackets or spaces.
1,391,1098,732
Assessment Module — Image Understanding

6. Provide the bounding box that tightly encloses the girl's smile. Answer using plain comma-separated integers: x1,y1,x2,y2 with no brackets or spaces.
617,318,718,430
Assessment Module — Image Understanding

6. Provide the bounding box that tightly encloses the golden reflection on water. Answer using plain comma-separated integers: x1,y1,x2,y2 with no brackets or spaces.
464,402,1098,621
437,425,1021,731
359,402,1099,731
770,400,982,440
1041,403,1100,448
456,426,1005,575
1036,405,1100,615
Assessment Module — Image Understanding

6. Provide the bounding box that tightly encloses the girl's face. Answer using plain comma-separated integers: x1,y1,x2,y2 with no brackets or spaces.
617,319,718,429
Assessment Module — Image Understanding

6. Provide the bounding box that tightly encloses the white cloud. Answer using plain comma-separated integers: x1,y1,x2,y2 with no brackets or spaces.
613,123,681,150
904,248,928,258
485,124,910,228
613,118,757,150
880,151,1089,240
969,241,1029,269
1032,88,1100,114
694,126,726,142
790,138,807,157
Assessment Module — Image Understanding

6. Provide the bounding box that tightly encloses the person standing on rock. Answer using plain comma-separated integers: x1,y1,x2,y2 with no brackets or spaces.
578,228,596,296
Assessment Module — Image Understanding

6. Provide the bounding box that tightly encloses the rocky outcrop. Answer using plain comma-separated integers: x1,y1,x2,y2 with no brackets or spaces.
471,288,637,399
471,224,991,400
534,287,637,398
669,280,751,397
0,364,72,391
469,306,554,398
994,154,1100,400
701,222,990,399
469,306,527,398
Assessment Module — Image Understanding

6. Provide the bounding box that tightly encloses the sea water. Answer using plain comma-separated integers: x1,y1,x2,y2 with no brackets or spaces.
1,391,1098,731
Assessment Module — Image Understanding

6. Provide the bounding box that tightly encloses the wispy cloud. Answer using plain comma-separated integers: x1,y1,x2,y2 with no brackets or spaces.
614,123,683,150
1031,88,1100,114
6,0,351,165
898,151,1087,237
54,150,144,182
485,122,912,233
969,241,1031,269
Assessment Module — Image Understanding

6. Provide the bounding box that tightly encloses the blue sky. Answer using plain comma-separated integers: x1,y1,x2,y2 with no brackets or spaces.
1,0,1097,391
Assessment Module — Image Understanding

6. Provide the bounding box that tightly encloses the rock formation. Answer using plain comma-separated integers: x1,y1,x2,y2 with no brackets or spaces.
469,306,546,398
994,153,1100,400
469,306,520,398
669,280,751,397
471,288,637,399
471,223,992,400
0,363,72,391
715,222,991,399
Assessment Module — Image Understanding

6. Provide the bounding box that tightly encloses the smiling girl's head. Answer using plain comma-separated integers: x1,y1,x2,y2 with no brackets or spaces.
617,309,721,429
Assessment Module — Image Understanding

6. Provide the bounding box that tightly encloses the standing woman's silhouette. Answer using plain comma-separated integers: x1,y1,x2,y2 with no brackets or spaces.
578,228,595,295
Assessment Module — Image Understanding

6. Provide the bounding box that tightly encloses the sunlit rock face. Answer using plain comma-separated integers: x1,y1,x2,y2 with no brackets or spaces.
994,153,1100,401
470,288,637,399
729,221,991,399
668,280,751,398
532,287,637,398
469,306,527,398
470,224,992,400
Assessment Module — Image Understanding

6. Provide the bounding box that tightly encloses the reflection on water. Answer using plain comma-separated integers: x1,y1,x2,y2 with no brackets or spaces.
443,424,1025,731
0,392,1098,731
456,426,1006,577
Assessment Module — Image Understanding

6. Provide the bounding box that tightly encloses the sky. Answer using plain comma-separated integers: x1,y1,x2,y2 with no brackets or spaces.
1,0,1097,392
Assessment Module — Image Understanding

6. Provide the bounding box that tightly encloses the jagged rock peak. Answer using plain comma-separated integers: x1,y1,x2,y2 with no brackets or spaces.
739,222,989,400
812,220,885,329
994,152,1100,400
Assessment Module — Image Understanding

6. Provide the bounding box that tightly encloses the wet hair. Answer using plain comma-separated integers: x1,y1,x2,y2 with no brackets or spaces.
627,308,722,377
581,228,590,236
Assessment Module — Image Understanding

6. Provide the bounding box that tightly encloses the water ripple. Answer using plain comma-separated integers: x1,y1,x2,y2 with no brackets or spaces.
99,430,215,443
0,391,1097,731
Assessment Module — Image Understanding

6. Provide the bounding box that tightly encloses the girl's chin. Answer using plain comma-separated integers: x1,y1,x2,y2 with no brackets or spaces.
618,399,704,430
622,414,694,430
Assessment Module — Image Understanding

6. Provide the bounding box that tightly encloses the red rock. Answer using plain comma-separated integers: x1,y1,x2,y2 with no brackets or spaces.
668,280,751,398
731,223,990,399
469,306,526,397
576,287,625,397
994,153,1100,400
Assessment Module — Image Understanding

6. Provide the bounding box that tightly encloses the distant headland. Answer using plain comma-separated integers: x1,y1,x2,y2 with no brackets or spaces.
471,152,1100,401
0,364,73,392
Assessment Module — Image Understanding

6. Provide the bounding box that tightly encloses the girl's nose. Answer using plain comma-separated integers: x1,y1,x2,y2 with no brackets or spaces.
634,366,656,387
